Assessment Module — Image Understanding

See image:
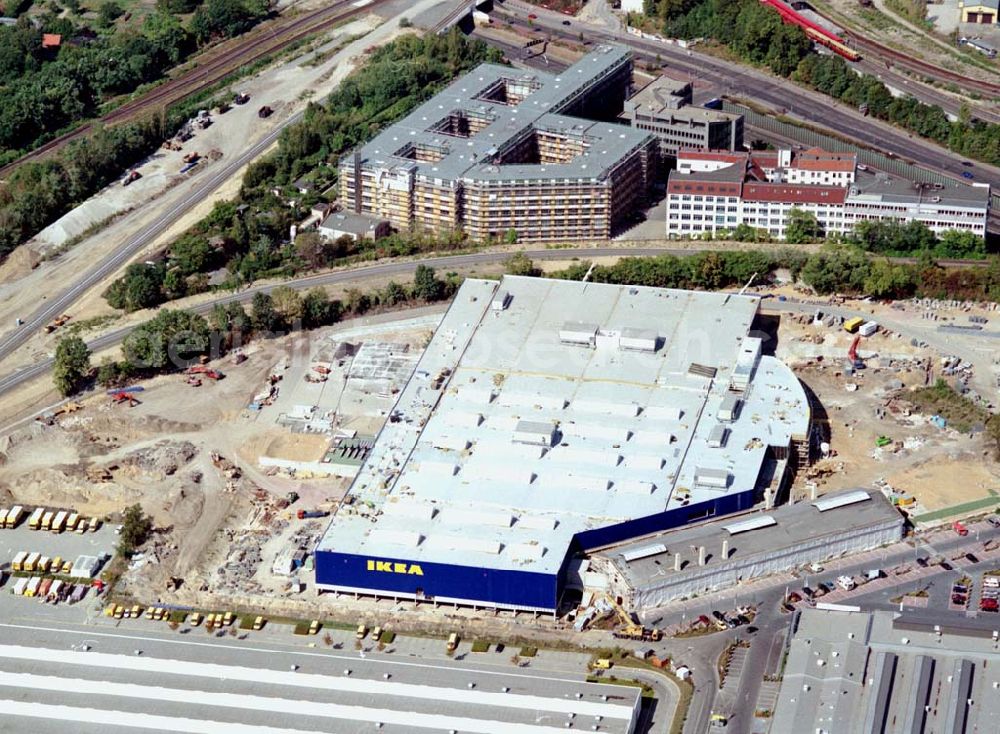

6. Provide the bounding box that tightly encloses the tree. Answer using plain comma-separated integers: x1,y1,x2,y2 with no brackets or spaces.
122,309,210,371
863,259,915,299
784,209,822,244
800,245,871,294
294,231,331,270
271,285,304,324
380,281,407,307
412,265,445,302
250,292,281,332
505,252,540,277
104,263,166,312
53,335,91,396
302,287,340,327
117,503,152,557
97,1,124,27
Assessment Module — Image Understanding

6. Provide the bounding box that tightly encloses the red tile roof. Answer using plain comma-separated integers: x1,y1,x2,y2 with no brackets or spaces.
743,183,847,205
42,33,61,48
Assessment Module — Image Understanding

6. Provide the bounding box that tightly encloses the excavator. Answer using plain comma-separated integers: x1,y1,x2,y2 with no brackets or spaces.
36,402,83,425
110,391,140,407
186,365,224,380
609,596,662,642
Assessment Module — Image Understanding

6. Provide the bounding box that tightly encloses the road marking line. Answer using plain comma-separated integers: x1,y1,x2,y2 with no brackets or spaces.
0,671,582,734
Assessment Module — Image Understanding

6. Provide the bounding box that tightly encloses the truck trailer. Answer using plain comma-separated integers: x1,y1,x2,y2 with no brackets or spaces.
28,507,44,530
6,505,24,528
51,511,68,533
40,511,54,531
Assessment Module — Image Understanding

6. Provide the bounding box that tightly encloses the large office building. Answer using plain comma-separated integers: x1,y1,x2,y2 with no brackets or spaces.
666,148,991,239
315,276,811,613
621,77,744,157
772,608,1000,734
340,45,658,242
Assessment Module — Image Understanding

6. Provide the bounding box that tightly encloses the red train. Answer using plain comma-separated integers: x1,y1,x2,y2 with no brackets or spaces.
760,0,862,61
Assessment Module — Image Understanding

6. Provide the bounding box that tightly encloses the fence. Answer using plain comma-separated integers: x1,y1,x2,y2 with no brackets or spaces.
724,101,1000,211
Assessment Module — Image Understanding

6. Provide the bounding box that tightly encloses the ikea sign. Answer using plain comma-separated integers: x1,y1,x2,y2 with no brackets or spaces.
366,559,424,576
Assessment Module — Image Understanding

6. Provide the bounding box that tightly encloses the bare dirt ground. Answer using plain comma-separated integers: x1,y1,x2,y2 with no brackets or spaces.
776,308,1000,515
0,312,438,611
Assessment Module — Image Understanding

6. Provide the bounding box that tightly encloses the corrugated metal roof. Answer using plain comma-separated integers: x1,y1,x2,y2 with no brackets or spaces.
622,543,667,563
812,490,871,512
722,515,776,535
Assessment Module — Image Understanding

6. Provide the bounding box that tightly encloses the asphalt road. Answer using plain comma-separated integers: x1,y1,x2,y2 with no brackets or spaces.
494,3,1000,194
0,112,303,369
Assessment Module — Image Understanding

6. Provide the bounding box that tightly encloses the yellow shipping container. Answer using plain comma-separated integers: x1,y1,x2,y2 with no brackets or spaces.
844,317,865,333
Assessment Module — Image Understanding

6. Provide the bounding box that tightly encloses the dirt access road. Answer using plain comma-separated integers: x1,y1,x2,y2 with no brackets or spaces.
0,0,456,373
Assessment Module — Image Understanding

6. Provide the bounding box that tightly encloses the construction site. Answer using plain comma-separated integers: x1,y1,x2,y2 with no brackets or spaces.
0,275,998,631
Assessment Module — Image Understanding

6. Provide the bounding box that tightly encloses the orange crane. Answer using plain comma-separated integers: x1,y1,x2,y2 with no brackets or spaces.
847,335,864,370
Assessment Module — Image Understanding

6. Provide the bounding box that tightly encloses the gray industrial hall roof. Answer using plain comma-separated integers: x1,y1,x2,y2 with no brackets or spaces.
770,608,1000,734
344,44,655,184
600,489,900,588
318,276,810,576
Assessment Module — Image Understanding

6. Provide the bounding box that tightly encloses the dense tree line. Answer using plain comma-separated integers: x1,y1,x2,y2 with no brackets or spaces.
541,246,1000,302
0,0,270,260
65,266,454,395
644,0,1000,166
102,32,501,309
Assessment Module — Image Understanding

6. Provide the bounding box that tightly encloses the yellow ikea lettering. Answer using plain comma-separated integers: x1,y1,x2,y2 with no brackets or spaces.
366,559,423,576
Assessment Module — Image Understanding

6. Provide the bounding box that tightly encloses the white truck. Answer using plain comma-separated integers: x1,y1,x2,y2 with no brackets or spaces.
837,575,856,591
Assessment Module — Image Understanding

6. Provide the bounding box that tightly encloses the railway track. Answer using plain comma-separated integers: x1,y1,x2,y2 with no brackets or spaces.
802,7,1000,100
0,0,390,179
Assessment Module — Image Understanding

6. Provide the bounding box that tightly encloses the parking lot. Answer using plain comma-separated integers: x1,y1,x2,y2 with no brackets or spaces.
0,521,117,621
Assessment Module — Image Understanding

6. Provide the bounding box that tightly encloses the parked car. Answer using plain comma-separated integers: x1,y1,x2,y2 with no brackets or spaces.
562,19,571,25
966,553,980,563
987,516,1000,528
916,557,929,567
940,561,954,571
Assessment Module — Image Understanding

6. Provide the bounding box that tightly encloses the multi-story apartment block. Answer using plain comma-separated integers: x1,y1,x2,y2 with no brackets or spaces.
340,45,659,242
620,77,744,158
667,149,990,239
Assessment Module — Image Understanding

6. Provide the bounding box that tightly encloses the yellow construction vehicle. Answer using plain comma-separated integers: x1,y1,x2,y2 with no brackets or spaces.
609,596,662,642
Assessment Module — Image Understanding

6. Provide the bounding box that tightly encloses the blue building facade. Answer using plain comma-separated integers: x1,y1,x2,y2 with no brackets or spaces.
314,489,757,612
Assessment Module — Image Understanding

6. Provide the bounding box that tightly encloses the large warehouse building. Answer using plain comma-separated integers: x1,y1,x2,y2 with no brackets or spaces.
772,608,1000,734
339,45,659,242
592,488,904,611
315,276,811,613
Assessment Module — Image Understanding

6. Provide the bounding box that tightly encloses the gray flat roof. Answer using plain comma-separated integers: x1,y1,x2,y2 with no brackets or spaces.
626,76,738,123
601,489,900,588
318,276,810,575
320,210,388,235
344,45,655,184
771,608,1000,734
0,638,639,734
851,172,991,208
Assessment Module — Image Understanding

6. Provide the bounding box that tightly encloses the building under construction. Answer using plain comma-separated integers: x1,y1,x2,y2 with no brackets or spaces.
339,45,658,242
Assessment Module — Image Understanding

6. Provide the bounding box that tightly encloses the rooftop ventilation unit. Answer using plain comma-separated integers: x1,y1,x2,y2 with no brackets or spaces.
694,467,730,489
560,321,599,347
